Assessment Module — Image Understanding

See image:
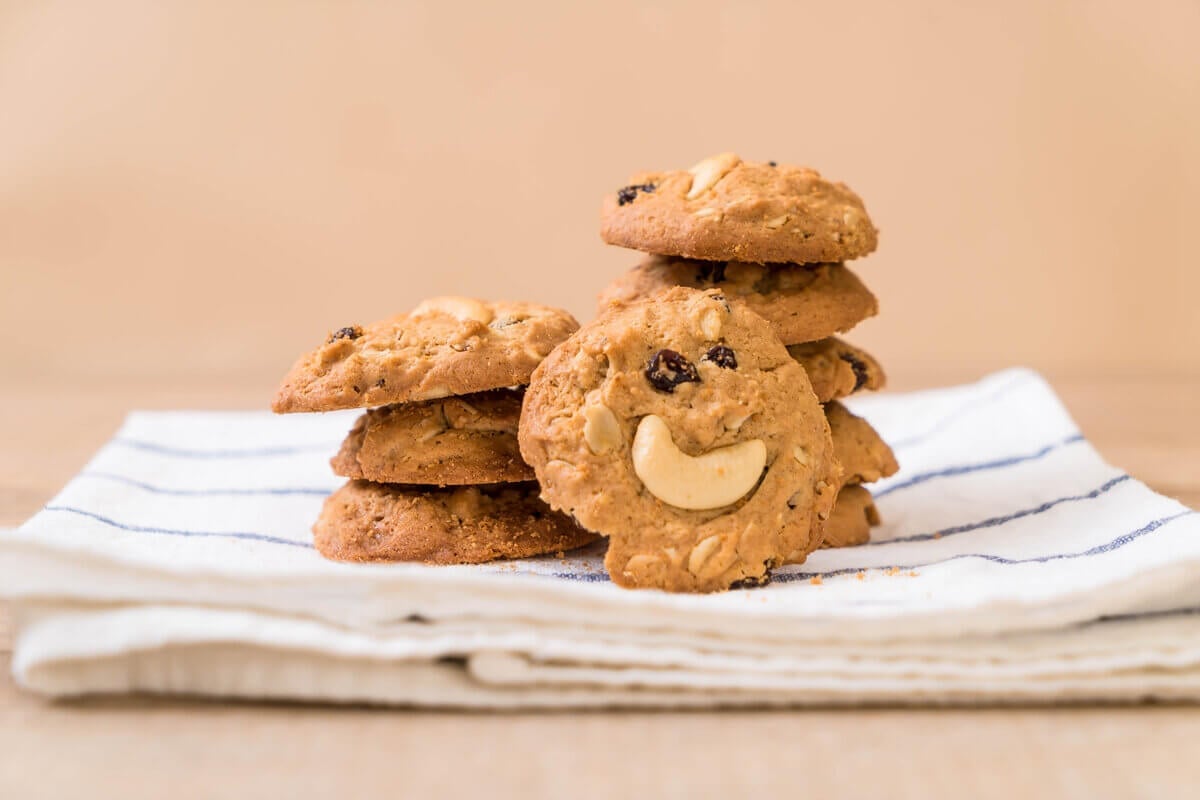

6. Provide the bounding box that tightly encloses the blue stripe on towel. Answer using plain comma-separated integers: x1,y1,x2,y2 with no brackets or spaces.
78,472,335,497
873,433,1084,499
546,503,1193,585
111,438,339,459
871,474,1132,546
776,509,1196,582
41,506,314,548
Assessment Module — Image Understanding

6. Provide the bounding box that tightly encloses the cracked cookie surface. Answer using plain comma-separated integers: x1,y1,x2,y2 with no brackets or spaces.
600,153,878,264
313,480,598,564
598,256,877,345
331,389,532,485
273,297,579,413
520,286,838,593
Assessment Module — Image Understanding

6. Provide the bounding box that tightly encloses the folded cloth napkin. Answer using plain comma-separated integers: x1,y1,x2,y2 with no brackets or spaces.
3,368,1198,707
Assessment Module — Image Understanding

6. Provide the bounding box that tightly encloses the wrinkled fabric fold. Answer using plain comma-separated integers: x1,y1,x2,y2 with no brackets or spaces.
3,368,1198,706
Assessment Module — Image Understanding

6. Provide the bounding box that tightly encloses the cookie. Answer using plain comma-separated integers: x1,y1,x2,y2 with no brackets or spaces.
817,485,880,550
600,153,878,264
520,286,838,593
827,401,899,486
788,338,885,403
273,297,579,413
597,257,878,345
313,480,598,564
330,390,532,486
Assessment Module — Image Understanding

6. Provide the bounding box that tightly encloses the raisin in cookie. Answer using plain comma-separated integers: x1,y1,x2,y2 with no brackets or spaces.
331,389,532,486
600,153,878,264
788,338,885,403
519,286,838,593
818,485,880,549
273,297,579,413
598,256,877,345
827,401,899,486
313,480,598,564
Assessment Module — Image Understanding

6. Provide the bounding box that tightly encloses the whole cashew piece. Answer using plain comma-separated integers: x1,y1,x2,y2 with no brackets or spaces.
631,415,766,510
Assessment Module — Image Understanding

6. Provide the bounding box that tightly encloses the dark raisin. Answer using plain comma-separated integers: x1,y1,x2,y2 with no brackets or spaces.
645,349,701,392
616,183,656,206
694,261,728,284
839,352,870,391
352,385,361,394
703,345,737,370
376,378,387,388
328,326,362,344
767,160,777,167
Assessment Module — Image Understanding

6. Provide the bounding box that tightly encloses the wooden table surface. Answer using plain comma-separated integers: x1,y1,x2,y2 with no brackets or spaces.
2,372,1198,798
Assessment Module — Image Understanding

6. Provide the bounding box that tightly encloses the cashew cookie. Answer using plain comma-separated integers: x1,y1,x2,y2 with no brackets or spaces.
600,153,878,264
519,286,838,593
313,480,599,564
331,389,532,486
273,297,579,413
598,257,877,346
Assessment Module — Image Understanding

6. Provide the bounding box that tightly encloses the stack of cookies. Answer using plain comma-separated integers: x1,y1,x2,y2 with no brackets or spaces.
521,152,898,592
272,297,599,564
594,153,897,554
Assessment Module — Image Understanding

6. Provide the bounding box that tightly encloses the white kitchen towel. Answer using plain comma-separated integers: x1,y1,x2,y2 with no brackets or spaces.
2,368,1198,706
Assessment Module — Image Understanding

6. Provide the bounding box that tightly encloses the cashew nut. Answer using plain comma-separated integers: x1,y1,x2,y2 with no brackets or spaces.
631,415,765,510
583,402,623,454
412,297,494,325
686,153,742,199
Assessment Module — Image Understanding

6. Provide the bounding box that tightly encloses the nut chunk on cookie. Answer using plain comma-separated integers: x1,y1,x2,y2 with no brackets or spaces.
519,286,839,593
272,297,579,413
600,153,878,264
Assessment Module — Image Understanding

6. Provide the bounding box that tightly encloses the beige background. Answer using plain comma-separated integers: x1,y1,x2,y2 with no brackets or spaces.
2,0,1198,390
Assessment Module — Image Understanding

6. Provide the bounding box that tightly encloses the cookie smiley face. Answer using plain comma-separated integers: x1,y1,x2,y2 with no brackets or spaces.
519,286,838,593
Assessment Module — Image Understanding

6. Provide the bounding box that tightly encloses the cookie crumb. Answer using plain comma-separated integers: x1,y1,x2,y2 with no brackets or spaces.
855,570,866,581
885,566,901,576
809,575,823,586
908,570,919,577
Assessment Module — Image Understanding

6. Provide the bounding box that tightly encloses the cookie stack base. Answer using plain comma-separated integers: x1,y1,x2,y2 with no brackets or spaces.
314,480,599,565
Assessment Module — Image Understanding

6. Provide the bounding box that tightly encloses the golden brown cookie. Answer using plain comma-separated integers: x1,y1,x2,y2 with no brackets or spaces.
597,257,878,346
788,337,886,403
272,297,579,413
520,286,838,593
330,390,533,486
313,480,598,564
827,401,899,486
600,153,878,264
817,485,880,550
